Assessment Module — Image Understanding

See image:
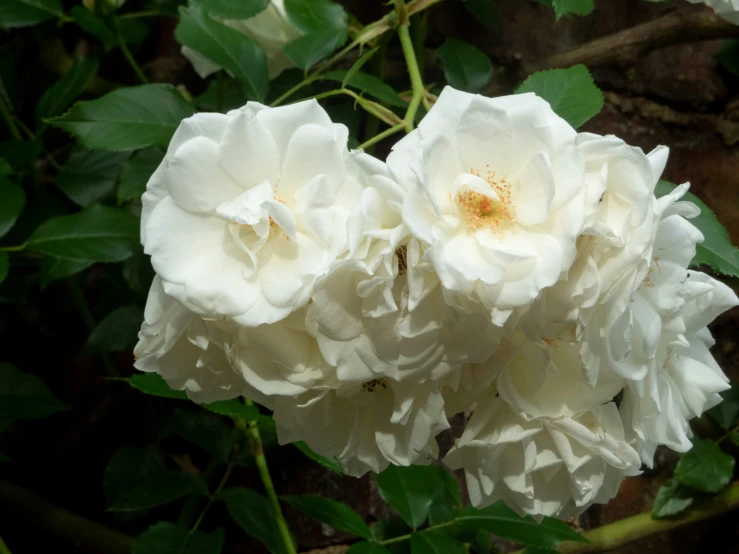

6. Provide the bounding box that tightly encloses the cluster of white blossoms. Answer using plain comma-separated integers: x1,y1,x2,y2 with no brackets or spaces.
135,87,738,518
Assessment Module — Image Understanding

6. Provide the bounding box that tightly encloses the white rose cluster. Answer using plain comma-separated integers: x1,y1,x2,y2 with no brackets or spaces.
135,87,737,518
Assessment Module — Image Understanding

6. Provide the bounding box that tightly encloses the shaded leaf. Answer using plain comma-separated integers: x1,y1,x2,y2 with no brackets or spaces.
70,6,114,49
108,471,208,512
118,147,165,204
438,39,493,94
674,439,735,493
553,0,594,18
0,0,62,29
0,177,26,239
203,398,258,421
322,70,406,107
36,57,100,129
411,532,465,554
0,140,41,170
652,478,695,519
285,30,345,71
294,441,344,474
452,501,588,549
167,408,232,462
133,522,224,554
375,465,438,529
516,65,603,128
346,543,392,554
655,180,739,277
0,363,69,420
284,0,347,36
464,0,500,29
191,0,269,19
716,39,739,77
428,466,462,526
176,6,268,101
0,252,7,285
707,381,739,429
39,258,94,289
342,47,379,88
219,487,294,554
49,84,195,151
27,205,139,262
57,150,130,207
84,304,143,354
283,494,371,539
104,446,166,507
127,373,189,400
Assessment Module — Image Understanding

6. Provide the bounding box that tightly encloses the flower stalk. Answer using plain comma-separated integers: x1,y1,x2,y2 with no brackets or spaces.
395,0,427,132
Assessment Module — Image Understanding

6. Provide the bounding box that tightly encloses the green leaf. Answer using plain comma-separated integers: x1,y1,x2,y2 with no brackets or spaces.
84,304,143,354
27,205,139,262
39,258,94,289
191,0,269,19
411,532,466,554
375,465,438,529
0,0,63,29
674,439,735,493
49,84,195,152
133,522,224,554
452,501,589,549
196,78,246,112
118,147,164,205
176,6,268,101
57,150,130,207
0,177,25,239
0,363,69,420
285,30,346,71
70,6,115,50
294,441,344,474
708,381,739,429
716,40,739,77
652,479,695,519
0,53,16,112
0,252,8,285
464,0,500,29
284,0,347,36
36,57,100,129
516,65,603,128
322,70,406,107
203,398,259,421
0,140,41,170
104,446,166,508
342,47,379,88
428,466,463,526
346,543,392,554
282,494,372,539
655,180,739,277
553,0,594,18
108,471,208,512
126,373,189,400
167,408,232,462
219,487,295,554
437,39,493,94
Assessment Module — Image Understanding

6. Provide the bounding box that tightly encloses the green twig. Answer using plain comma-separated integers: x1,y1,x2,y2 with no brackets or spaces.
113,17,148,84
379,520,455,546
243,402,297,554
191,457,235,533
357,122,405,151
270,75,319,107
119,9,168,19
718,423,739,445
0,244,27,253
0,97,21,141
395,1,427,132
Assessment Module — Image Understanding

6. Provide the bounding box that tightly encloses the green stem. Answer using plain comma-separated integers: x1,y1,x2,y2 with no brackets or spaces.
0,244,26,253
0,536,11,554
119,9,168,19
0,97,21,141
191,458,235,533
0,481,132,554
270,75,318,107
395,2,427,132
512,483,739,554
379,520,455,545
718,423,739,445
66,279,120,377
243,402,297,554
357,122,405,150
113,17,148,84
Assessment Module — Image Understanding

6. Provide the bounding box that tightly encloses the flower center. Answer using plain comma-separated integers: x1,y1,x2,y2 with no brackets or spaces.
457,167,515,233
395,245,408,276
362,378,388,393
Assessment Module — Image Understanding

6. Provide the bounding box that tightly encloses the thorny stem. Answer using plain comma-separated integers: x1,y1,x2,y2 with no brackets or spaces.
357,122,405,151
113,17,148,84
395,0,427,133
242,401,297,554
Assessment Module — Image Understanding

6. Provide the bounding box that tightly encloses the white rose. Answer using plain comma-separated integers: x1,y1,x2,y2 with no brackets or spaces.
134,277,258,404
444,398,641,518
142,100,368,327
387,87,586,325
182,0,302,80
273,376,450,476
687,0,739,25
